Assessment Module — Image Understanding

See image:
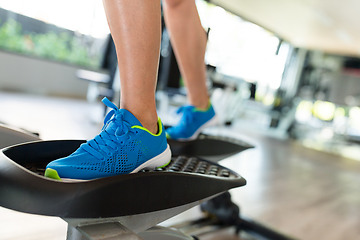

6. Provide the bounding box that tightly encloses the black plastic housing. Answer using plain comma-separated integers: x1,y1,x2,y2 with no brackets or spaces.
0,140,246,218
167,133,252,161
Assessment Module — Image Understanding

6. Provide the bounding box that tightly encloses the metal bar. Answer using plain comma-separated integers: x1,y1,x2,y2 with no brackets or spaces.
240,217,296,240
67,225,90,240
67,223,145,240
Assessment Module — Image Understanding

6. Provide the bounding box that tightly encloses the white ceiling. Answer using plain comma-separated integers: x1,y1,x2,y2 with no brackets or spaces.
209,0,360,57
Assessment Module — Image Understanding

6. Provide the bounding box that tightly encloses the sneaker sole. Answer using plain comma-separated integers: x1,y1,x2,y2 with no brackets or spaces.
173,115,218,141
131,144,172,173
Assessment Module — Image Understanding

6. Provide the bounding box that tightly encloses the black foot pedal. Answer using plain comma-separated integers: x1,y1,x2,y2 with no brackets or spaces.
0,140,246,219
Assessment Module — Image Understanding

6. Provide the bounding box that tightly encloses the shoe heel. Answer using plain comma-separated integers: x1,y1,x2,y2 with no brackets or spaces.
131,145,172,173
156,159,171,169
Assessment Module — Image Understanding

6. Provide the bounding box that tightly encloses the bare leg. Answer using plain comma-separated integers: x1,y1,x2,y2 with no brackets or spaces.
103,0,161,134
163,0,209,109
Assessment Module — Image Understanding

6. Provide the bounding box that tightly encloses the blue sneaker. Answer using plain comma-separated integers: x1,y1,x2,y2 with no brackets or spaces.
166,102,217,141
45,98,171,181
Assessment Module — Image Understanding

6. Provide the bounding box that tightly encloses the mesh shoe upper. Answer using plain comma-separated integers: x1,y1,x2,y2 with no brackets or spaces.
46,98,168,180
166,103,216,140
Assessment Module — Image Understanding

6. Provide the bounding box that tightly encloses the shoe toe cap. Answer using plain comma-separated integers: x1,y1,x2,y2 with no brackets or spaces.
45,153,99,180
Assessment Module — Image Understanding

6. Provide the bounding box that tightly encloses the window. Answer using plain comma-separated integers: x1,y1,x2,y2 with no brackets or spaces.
0,0,109,69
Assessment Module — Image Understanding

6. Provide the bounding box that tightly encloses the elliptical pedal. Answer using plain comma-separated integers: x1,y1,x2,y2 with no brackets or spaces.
142,155,238,179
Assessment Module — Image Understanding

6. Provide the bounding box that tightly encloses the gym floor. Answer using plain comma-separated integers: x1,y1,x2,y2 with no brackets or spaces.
0,91,359,240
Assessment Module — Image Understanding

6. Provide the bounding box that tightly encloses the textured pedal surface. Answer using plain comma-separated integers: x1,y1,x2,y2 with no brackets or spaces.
141,156,238,179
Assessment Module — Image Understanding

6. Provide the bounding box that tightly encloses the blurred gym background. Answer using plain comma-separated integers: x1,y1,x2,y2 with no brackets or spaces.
0,0,359,240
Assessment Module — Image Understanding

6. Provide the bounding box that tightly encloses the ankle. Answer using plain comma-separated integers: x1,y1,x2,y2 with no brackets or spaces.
135,114,158,135
143,119,159,135
120,102,159,135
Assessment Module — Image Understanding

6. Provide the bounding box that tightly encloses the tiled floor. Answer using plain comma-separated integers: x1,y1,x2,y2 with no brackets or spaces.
0,92,359,240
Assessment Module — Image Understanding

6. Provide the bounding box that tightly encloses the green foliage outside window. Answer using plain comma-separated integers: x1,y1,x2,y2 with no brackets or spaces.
0,19,101,68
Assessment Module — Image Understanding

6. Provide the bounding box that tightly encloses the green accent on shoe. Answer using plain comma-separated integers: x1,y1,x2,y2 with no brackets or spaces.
166,132,171,139
193,100,212,112
132,117,163,137
157,159,171,169
45,168,61,180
